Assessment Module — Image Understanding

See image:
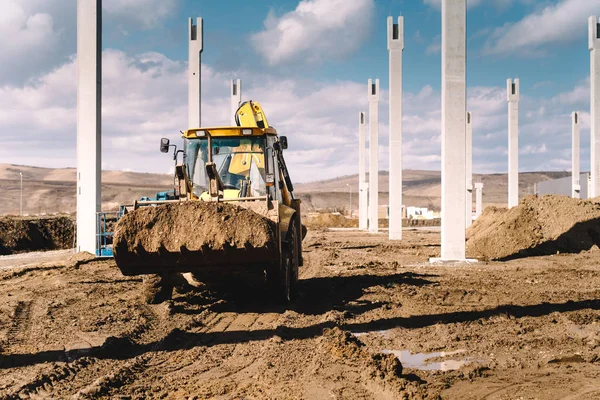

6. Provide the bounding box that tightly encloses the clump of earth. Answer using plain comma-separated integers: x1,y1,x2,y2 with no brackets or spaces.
0,215,74,255
467,195,600,260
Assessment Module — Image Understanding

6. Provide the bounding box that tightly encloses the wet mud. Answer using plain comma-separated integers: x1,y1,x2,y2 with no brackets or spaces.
0,228,599,398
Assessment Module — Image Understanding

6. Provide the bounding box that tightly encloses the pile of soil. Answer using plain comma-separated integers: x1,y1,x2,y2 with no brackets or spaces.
0,216,74,255
467,195,600,260
302,213,440,229
303,213,359,229
113,202,277,274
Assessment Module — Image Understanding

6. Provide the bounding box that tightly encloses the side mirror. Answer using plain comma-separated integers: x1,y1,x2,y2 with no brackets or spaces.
279,136,288,150
160,138,170,153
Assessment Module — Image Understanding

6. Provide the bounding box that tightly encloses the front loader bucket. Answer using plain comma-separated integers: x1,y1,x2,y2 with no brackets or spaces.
113,201,279,275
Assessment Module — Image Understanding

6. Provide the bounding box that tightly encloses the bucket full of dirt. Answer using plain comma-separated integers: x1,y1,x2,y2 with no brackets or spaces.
466,195,600,261
113,201,278,275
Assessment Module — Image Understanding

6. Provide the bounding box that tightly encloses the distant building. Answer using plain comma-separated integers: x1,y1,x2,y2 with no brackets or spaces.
535,173,589,199
383,205,439,220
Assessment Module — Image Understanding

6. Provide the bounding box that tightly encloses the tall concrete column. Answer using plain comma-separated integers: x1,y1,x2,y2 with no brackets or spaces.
507,78,520,208
368,79,380,233
189,18,203,128
76,0,102,254
388,16,404,241
358,112,368,230
589,16,600,197
466,111,473,228
231,79,241,126
572,112,581,198
475,182,484,219
440,0,466,260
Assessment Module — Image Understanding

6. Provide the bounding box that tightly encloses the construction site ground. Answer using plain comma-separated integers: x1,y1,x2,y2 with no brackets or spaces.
1,228,599,399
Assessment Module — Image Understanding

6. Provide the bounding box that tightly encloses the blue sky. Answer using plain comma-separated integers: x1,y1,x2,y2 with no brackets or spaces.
0,0,598,182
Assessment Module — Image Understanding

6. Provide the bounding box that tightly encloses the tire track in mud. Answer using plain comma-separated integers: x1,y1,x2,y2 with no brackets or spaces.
5,300,167,399
80,310,268,397
5,358,96,400
71,355,149,399
53,304,168,398
6,300,33,348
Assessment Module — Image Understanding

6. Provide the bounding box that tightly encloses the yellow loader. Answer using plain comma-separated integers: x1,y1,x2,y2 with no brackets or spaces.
113,101,304,302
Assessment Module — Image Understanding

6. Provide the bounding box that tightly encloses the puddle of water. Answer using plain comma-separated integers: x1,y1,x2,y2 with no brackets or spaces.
350,331,482,371
382,349,475,371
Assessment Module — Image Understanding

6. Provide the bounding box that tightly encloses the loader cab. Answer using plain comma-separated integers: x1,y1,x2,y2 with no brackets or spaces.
182,127,281,202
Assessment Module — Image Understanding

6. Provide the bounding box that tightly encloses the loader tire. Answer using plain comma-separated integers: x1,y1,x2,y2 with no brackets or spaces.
266,220,299,303
287,220,299,302
142,274,174,304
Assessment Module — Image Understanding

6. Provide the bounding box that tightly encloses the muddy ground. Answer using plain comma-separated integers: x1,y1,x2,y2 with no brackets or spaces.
0,228,599,399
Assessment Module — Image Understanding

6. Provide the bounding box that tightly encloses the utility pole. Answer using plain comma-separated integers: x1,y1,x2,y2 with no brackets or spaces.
19,172,23,216
346,183,352,218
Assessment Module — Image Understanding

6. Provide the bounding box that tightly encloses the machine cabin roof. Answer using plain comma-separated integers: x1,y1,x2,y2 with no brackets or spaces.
183,126,278,139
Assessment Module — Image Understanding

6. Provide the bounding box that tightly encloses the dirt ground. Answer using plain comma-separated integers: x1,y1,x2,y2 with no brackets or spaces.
0,228,599,399
0,215,74,255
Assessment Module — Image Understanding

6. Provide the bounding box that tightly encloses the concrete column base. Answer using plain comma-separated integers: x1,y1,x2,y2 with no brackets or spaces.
429,258,478,264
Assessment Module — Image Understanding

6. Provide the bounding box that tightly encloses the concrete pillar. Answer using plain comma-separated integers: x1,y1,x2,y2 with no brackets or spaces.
466,111,473,227
188,18,203,128
358,112,368,230
475,182,484,219
589,16,600,197
572,112,581,198
507,78,520,208
440,0,466,260
231,79,241,126
388,16,404,241
76,0,102,254
368,79,380,233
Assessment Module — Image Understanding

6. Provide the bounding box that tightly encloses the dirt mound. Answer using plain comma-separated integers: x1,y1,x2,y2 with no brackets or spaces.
67,252,97,269
467,195,600,260
303,213,358,229
0,216,74,255
113,202,277,274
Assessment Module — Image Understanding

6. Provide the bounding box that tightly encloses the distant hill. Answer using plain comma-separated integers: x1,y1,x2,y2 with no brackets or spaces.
0,163,571,215
294,170,571,211
0,164,172,215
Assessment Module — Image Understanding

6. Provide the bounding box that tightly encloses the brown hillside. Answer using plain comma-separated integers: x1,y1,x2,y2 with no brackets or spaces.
0,163,571,215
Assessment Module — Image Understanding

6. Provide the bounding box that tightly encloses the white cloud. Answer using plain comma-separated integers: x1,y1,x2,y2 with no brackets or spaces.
0,0,64,84
522,143,548,155
483,0,600,56
103,0,178,28
250,0,374,65
0,45,593,182
0,0,178,85
425,35,441,55
551,77,590,106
